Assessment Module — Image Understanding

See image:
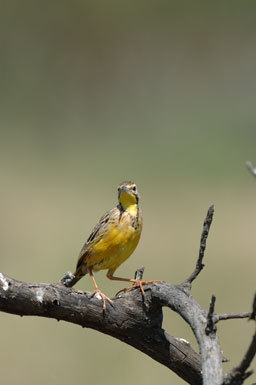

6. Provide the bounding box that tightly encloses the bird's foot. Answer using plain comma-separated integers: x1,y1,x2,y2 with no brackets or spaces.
116,279,163,297
91,289,114,310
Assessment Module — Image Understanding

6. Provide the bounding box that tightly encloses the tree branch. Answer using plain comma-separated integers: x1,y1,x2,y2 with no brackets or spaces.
0,273,202,385
1,206,255,385
224,294,256,385
206,294,217,335
214,313,251,323
0,271,225,385
224,330,256,385
182,205,214,287
246,161,256,178
250,293,256,321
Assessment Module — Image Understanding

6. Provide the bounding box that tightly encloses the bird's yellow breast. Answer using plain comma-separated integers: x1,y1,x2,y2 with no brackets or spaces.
87,211,142,273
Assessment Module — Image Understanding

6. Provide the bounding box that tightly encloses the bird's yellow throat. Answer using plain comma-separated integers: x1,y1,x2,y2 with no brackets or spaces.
119,190,138,216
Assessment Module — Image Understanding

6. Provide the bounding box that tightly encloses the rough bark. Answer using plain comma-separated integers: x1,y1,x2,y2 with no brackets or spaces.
0,274,202,385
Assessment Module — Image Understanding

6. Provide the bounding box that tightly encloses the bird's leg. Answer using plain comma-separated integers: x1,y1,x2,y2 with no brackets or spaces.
88,267,114,309
107,272,162,297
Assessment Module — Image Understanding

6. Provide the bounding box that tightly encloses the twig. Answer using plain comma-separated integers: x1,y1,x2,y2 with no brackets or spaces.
134,266,145,280
182,205,214,286
224,293,256,385
214,312,251,323
246,161,256,178
224,332,256,384
237,333,256,378
206,294,217,334
249,292,256,321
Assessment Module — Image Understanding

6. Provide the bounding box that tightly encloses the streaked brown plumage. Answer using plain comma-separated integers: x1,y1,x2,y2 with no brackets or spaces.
61,181,160,309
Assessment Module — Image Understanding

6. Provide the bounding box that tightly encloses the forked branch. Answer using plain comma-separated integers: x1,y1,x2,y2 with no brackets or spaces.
0,273,202,385
0,206,255,385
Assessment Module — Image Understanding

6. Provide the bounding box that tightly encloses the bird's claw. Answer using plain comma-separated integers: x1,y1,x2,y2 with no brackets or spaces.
91,289,114,310
116,279,163,297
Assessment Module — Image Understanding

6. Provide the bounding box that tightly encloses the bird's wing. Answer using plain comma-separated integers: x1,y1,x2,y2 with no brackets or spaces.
77,207,120,260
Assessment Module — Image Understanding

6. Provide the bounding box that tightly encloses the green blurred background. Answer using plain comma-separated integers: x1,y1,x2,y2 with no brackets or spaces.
0,1,256,384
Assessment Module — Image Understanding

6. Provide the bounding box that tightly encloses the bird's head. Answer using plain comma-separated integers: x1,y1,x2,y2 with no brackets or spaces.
118,181,139,211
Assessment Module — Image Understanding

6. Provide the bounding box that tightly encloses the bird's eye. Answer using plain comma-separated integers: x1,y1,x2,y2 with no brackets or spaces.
132,186,137,192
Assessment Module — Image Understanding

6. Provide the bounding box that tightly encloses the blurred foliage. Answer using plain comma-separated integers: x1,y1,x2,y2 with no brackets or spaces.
0,1,256,384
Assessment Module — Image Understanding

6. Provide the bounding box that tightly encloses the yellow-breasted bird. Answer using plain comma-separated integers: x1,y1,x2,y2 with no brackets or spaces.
61,181,159,309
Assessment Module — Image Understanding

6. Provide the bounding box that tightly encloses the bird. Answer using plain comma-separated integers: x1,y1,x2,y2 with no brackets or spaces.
61,181,160,309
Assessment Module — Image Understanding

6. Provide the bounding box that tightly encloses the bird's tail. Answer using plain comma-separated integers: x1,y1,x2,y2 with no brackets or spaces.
60,270,86,287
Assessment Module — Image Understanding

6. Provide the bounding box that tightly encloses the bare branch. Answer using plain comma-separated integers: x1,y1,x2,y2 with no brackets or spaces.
246,161,256,178
224,331,256,385
238,333,256,378
224,293,256,385
0,271,226,385
182,205,215,287
250,292,256,321
214,312,251,323
0,273,202,385
153,283,223,385
1,205,254,385
134,266,145,280
206,294,217,335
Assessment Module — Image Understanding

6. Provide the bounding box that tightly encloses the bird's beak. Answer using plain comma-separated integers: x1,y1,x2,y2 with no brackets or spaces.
121,186,138,196
121,185,130,193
